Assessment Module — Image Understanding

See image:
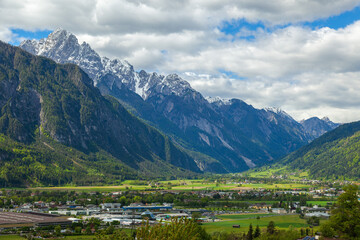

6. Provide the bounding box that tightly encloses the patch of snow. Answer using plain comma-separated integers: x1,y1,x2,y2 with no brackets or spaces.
264,107,293,120
19,29,196,101
206,96,231,105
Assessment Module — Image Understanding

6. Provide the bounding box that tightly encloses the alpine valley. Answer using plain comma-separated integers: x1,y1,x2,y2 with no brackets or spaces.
0,29,340,186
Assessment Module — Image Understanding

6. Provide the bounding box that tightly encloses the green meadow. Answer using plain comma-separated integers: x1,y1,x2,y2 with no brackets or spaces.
203,213,310,234
28,179,312,192
307,200,336,206
0,236,24,240
246,167,309,180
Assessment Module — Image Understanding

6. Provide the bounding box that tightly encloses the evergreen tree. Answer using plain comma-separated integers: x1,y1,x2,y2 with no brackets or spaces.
300,228,305,236
254,225,261,238
267,221,275,234
247,224,253,240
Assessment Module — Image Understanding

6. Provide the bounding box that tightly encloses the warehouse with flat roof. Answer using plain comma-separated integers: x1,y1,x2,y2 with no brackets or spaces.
0,212,71,228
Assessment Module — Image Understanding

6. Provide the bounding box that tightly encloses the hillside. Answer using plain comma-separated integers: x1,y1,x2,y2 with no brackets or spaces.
281,121,360,179
19,29,341,172
0,41,201,186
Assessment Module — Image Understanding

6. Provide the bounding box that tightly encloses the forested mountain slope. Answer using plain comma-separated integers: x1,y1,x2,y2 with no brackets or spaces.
282,121,360,179
0,41,200,186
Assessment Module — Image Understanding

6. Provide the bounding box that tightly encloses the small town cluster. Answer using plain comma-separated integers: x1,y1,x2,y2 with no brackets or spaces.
0,178,347,239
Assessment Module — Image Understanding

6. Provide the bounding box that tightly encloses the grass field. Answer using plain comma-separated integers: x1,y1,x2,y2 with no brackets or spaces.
218,213,277,220
307,201,336,206
208,200,335,205
246,167,309,180
203,213,310,234
28,185,145,192
27,179,312,192
238,183,310,189
0,236,24,240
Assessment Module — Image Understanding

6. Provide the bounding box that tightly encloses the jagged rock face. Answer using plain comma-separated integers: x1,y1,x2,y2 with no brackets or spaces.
19,29,338,173
21,30,102,80
208,98,313,160
300,117,340,138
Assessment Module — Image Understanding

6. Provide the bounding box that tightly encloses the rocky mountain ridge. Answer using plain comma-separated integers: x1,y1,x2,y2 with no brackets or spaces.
300,116,340,138
20,29,192,100
19,29,339,172
0,40,200,187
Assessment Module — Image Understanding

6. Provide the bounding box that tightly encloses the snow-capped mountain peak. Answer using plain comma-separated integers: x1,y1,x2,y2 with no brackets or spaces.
264,107,294,122
160,74,192,94
20,29,194,100
20,28,102,81
46,28,72,43
206,96,232,105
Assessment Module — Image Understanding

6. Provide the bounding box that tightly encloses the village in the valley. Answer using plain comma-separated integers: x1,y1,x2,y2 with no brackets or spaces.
0,176,347,239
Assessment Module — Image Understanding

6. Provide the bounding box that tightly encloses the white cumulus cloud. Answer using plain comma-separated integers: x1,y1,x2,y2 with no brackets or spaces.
1,0,360,122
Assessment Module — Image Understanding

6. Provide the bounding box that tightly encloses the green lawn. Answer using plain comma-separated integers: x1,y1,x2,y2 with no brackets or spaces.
219,213,276,220
28,185,146,192
226,200,278,204
0,236,24,240
203,214,309,234
208,200,335,206
240,183,310,189
307,200,336,206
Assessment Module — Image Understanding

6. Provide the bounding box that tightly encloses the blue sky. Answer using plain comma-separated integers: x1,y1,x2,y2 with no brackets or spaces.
10,29,52,45
218,5,360,40
305,5,360,30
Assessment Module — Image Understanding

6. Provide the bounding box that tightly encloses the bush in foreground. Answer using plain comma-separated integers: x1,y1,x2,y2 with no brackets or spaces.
136,218,210,240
